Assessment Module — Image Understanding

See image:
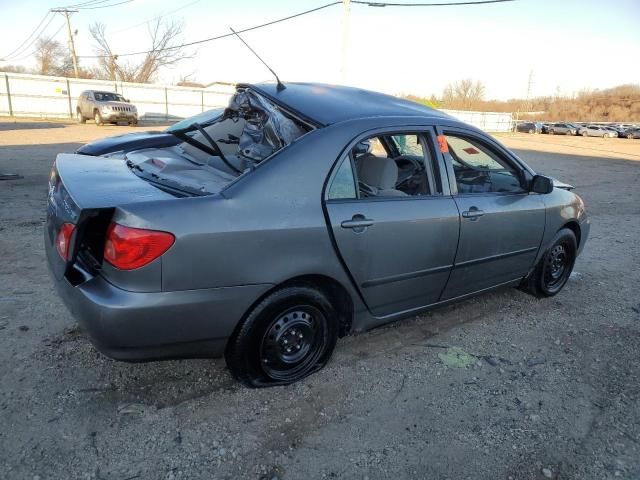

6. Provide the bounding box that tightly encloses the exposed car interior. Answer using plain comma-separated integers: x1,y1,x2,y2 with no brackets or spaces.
122,88,311,195
351,134,437,198
444,134,525,194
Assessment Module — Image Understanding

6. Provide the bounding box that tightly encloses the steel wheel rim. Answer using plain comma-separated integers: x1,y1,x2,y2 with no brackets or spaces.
544,243,569,290
259,306,326,381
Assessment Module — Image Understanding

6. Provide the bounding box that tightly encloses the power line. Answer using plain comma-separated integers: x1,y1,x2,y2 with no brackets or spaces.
1,12,52,60
8,23,66,62
77,1,342,58
76,0,134,10
113,0,201,33
76,0,516,59
352,0,514,5
3,13,57,61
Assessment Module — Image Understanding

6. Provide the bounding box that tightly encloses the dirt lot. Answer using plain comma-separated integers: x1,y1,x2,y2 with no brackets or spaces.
1,120,639,480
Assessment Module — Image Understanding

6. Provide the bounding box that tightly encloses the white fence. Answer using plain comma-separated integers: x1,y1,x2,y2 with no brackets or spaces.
441,109,513,133
0,72,514,132
0,71,234,122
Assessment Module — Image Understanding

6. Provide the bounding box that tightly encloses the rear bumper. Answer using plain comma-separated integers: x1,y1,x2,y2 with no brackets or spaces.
46,241,271,361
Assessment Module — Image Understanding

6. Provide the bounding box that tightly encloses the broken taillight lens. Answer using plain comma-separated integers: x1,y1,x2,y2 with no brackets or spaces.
56,223,76,261
104,223,175,270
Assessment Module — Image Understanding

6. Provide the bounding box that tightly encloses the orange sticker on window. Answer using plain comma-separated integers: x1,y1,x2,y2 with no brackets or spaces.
437,134,449,153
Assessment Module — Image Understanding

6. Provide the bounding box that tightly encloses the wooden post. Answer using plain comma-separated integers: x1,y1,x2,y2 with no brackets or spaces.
66,78,73,119
164,87,169,120
4,74,13,116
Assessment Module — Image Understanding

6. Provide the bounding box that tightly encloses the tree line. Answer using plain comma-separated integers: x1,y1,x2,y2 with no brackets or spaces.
404,79,640,122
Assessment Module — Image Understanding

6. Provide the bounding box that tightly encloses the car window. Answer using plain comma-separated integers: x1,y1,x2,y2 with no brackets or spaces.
444,134,525,194
327,157,357,200
348,133,436,198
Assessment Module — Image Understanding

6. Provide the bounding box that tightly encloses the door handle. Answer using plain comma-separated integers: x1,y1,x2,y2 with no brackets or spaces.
462,207,484,219
341,215,374,230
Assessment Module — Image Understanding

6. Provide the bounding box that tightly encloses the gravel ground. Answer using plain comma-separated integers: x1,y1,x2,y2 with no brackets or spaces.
1,120,639,480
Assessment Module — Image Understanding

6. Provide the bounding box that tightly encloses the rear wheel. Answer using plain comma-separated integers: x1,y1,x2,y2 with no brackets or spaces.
528,128,534,134
549,129,555,135
76,109,86,124
94,111,103,126
628,133,635,139
566,130,572,135
582,131,588,137
521,228,577,298
225,285,338,387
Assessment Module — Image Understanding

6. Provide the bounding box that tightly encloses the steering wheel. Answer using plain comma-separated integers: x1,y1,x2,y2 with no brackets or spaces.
394,156,424,189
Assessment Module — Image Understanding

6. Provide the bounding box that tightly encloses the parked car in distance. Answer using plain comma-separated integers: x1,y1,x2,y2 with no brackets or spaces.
541,123,551,134
75,108,224,157
604,126,626,138
547,123,578,135
46,82,590,387
625,128,640,139
77,90,138,126
516,122,543,134
579,125,617,137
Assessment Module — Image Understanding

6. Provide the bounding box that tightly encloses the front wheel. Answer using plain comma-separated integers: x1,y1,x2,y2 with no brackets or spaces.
94,111,103,126
225,285,338,387
521,228,577,298
76,109,86,124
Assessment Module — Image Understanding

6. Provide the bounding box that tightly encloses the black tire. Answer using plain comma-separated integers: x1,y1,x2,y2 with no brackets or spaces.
94,111,103,126
521,228,577,298
76,109,86,124
225,285,338,387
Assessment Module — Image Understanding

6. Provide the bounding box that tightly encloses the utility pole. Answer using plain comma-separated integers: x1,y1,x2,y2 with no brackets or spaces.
525,70,534,113
341,0,351,84
51,8,79,78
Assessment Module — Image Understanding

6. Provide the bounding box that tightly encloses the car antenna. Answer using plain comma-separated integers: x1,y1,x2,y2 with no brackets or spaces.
229,27,285,91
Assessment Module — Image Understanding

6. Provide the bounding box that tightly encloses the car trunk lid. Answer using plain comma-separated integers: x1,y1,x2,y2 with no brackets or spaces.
45,153,174,281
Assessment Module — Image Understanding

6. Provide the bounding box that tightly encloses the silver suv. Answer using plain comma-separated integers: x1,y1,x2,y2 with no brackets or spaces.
76,90,138,126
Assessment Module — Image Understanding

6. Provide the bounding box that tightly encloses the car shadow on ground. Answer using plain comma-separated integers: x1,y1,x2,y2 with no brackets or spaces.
0,121,68,131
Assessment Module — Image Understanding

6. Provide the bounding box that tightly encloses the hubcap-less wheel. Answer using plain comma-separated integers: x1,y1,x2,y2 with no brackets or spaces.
541,240,574,295
259,306,326,382
94,112,102,126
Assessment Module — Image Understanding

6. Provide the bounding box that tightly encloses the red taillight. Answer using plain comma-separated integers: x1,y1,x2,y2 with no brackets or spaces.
104,223,175,270
56,223,76,260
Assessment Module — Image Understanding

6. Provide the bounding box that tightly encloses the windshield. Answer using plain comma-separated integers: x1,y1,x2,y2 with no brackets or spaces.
94,92,125,102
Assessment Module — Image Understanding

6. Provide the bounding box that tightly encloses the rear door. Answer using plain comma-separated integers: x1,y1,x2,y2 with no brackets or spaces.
324,127,460,317
438,128,545,300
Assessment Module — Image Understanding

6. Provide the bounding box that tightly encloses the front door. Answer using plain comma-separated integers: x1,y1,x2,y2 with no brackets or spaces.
439,130,545,299
324,129,460,317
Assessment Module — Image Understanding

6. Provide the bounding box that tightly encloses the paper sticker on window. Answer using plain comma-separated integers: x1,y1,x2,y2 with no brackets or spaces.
463,147,480,154
437,135,448,153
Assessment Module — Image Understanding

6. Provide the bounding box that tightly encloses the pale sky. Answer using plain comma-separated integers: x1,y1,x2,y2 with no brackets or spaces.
1,0,639,100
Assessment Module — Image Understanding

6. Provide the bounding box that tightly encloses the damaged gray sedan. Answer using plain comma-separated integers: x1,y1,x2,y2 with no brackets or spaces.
45,83,590,386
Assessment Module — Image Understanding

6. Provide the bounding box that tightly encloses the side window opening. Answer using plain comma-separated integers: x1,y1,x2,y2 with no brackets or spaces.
444,133,525,194
353,133,438,198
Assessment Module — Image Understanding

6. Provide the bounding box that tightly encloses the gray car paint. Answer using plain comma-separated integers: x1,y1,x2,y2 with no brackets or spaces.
46,87,590,361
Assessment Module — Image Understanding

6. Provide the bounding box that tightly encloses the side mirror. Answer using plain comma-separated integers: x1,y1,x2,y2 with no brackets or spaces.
531,175,553,194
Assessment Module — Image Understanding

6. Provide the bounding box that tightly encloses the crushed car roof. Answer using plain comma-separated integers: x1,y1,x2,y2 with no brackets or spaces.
244,82,453,127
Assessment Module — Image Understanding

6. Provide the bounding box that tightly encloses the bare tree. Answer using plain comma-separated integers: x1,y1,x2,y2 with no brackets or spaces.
34,38,66,75
90,18,190,83
442,78,486,110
